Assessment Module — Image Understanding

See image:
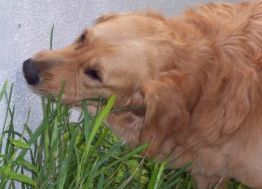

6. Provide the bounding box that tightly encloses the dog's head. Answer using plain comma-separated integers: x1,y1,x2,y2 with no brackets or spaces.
23,12,174,108
23,12,190,152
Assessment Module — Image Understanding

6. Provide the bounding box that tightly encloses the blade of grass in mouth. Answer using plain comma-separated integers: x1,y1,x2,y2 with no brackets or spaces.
83,97,145,114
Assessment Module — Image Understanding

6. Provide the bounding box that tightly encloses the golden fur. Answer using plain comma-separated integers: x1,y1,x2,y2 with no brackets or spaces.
23,1,262,188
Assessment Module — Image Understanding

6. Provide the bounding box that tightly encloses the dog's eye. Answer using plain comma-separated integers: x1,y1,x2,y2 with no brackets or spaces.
78,32,86,43
84,68,102,81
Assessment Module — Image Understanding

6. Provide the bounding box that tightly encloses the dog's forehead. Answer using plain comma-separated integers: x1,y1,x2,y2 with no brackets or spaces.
91,14,164,41
92,16,142,41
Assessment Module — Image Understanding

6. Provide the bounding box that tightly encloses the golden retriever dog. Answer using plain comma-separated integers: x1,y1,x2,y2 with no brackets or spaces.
23,1,262,188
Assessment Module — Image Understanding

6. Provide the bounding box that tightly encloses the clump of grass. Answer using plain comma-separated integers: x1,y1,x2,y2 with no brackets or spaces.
0,81,249,189
0,82,191,189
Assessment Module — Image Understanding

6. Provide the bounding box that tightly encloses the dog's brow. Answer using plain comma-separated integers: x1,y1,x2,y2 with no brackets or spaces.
95,14,118,24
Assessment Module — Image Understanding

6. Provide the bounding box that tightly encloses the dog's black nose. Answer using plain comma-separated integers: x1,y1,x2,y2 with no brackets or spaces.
23,59,40,85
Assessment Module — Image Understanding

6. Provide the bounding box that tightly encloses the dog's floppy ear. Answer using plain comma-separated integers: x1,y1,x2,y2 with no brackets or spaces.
194,70,254,142
139,71,200,157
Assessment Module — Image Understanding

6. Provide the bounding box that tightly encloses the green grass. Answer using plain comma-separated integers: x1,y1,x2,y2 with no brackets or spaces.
0,82,192,189
0,82,249,189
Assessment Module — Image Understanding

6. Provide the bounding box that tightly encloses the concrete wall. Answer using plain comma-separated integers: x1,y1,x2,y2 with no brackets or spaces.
0,0,239,131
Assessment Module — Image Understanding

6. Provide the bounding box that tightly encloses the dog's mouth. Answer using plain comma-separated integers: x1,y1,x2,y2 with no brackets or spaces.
82,96,146,117
32,86,146,116
110,104,146,116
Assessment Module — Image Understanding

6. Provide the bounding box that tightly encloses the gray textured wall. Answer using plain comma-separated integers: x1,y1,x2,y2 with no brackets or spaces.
0,0,240,131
